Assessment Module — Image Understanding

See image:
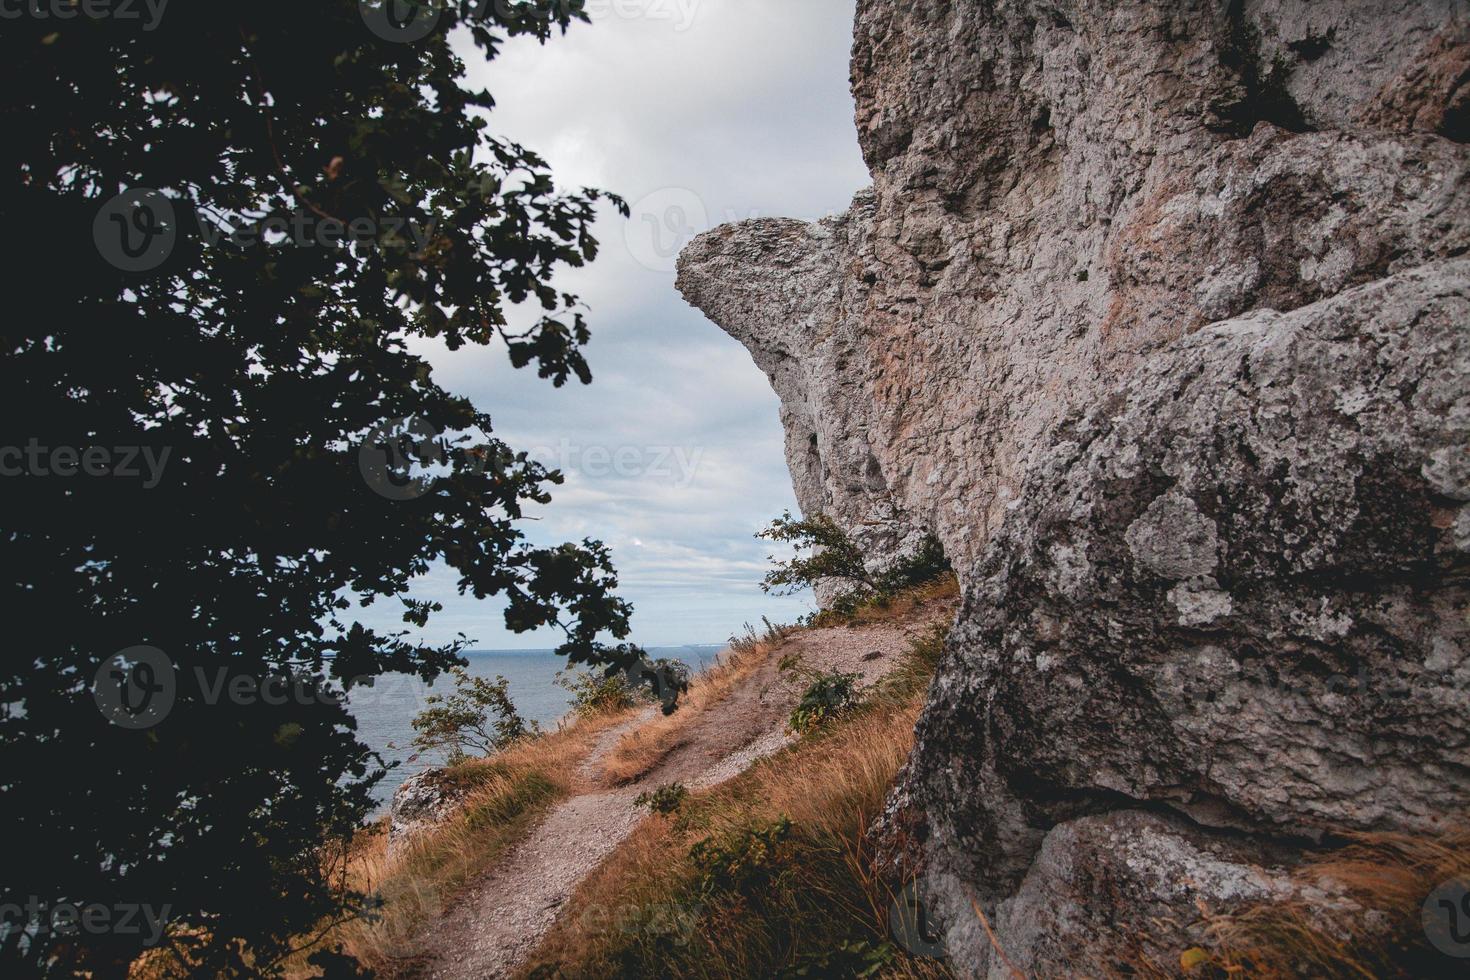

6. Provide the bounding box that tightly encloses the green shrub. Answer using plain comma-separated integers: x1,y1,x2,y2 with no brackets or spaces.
634,783,689,815
758,511,873,595
788,671,862,735
411,667,538,764
557,668,645,717
876,534,950,593
690,817,795,899
558,657,692,718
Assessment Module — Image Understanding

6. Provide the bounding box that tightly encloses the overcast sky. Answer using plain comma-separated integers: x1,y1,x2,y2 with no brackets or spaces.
369,1,869,649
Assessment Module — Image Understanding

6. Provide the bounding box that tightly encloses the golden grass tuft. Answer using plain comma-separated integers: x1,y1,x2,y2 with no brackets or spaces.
810,574,961,629
1188,826,1470,979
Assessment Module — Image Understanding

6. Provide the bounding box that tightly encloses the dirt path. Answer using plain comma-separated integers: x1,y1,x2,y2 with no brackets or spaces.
417,619,938,979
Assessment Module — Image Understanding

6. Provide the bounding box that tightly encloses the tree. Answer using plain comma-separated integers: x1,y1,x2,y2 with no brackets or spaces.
757,511,950,611
0,2,645,975
757,510,877,598
411,668,538,764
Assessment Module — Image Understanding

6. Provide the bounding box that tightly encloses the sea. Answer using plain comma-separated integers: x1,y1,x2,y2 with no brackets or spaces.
349,645,727,811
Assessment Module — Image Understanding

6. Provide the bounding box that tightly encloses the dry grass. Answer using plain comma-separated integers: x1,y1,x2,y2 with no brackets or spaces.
810,574,961,629
1182,826,1470,979
140,593,957,977
599,578,958,788
519,630,954,980
600,639,778,786
268,711,633,979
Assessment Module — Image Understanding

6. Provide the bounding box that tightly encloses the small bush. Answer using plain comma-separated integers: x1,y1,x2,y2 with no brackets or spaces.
690,817,795,899
877,534,950,593
559,658,691,718
788,671,862,735
758,511,873,596
557,669,642,716
634,783,689,816
411,667,538,764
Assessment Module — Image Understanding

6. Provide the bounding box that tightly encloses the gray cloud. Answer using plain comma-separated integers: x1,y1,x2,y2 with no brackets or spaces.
360,1,864,648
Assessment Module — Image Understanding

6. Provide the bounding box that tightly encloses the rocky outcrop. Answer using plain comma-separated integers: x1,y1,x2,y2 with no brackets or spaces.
677,198,930,589
987,809,1365,975
386,767,465,858
678,1,1470,974
905,261,1470,975
679,0,1469,582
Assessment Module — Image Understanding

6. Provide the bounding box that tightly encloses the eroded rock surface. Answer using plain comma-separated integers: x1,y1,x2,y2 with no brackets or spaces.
386,767,464,859
678,0,1470,974
908,262,1469,976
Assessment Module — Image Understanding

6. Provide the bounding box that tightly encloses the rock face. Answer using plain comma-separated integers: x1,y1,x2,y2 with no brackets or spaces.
906,263,1470,976
678,1,1470,975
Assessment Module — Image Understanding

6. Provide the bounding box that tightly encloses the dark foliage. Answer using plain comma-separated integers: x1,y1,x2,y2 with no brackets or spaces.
0,2,642,975
634,783,689,816
690,817,795,901
787,671,862,735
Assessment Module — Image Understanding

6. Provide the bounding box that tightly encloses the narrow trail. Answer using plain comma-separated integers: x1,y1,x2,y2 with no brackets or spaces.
416,619,939,979
421,714,649,979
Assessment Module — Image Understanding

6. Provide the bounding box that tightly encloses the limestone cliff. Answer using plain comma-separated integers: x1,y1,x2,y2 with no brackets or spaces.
679,1,1469,975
